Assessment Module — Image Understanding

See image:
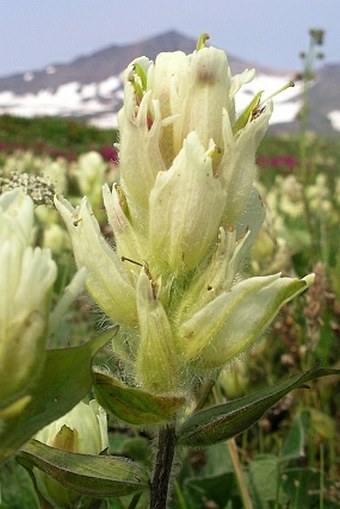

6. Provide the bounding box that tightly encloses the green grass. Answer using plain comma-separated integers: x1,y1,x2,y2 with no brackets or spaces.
0,114,117,159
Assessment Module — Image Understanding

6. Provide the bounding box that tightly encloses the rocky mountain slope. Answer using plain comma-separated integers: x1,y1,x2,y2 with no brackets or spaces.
0,31,338,133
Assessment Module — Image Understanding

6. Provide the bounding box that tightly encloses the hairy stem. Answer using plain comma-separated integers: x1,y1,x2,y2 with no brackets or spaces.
150,422,177,509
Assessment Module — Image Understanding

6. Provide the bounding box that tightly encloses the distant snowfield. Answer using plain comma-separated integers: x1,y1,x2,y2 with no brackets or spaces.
327,111,340,131
236,73,303,125
0,76,122,125
0,71,304,130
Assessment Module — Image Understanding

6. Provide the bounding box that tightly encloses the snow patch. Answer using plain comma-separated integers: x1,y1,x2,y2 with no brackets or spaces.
89,113,118,129
0,80,111,118
23,72,34,82
0,71,302,128
46,66,56,75
236,73,303,124
328,111,340,131
98,76,120,98
81,83,97,99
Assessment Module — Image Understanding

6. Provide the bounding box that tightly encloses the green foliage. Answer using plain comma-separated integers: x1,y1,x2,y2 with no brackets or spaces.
17,440,149,498
0,458,37,509
0,114,117,158
0,332,114,463
93,372,185,426
173,411,340,509
178,368,339,448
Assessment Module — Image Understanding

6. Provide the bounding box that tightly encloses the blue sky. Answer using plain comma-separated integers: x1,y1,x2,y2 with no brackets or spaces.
0,0,339,77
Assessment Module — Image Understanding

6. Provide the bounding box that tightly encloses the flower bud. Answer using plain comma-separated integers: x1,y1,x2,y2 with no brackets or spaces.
42,159,68,194
34,399,108,508
43,223,70,254
74,151,106,209
219,360,248,398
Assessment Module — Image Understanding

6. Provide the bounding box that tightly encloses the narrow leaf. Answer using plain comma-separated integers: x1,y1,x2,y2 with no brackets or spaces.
0,330,115,463
233,90,263,134
93,371,185,425
178,367,340,447
17,440,149,497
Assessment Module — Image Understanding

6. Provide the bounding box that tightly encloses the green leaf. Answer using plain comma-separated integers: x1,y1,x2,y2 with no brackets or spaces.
196,32,210,50
0,330,115,463
199,443,233,477
179,444,236,509
280,467,320,509
233,91,263,134
247,454,283,508
120,437,150,468
17,440,149,498
308,407,336,439
133,62,148,91
0,456,37,508
93,371,185,425
183,472,235,509
280,411,309,463
178,367,340,447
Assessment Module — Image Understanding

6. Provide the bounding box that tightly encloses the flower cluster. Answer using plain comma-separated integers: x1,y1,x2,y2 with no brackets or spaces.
0,170,56,206
56,38,313,395
0,189,87,421
0,189,57,416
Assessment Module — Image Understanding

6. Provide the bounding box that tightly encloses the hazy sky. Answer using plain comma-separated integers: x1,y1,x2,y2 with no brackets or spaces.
0,0,338,77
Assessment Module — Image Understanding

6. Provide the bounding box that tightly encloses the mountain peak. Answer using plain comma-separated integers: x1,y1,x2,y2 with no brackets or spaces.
0,30,338,133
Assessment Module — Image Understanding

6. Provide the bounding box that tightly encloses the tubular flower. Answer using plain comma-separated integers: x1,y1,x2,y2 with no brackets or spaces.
57,37,314,395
